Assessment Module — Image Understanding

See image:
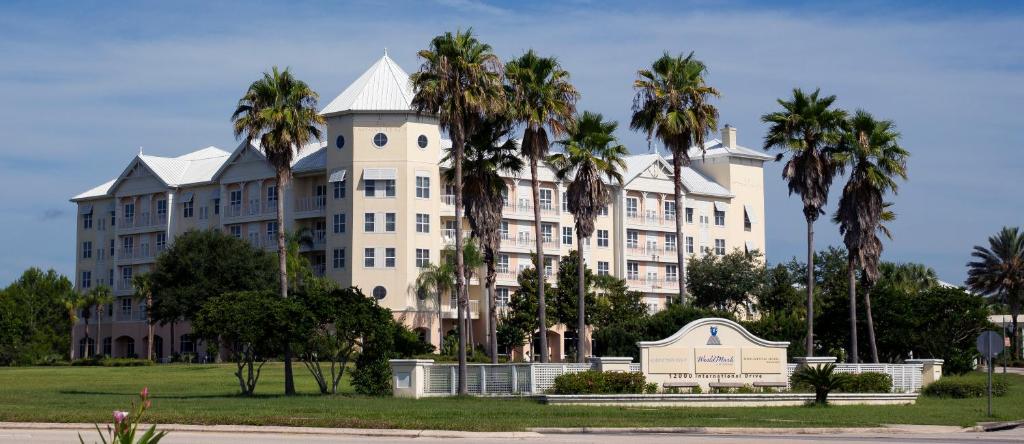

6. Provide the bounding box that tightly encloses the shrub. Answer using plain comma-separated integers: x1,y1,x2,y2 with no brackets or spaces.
790,363,850,405
922,374,1009,398
549,371,649,394
842,372,893,393
72,357,154,367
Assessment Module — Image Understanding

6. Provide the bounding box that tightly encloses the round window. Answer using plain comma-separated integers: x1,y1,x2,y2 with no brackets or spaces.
373,286,387,300
417,135,428,149
335,135,345,149
373,132,388,148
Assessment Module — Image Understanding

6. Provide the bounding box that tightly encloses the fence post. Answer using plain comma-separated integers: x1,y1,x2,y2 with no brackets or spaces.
450,366,456,395
511,365,519,393
529,364,536,394
481,366,487,394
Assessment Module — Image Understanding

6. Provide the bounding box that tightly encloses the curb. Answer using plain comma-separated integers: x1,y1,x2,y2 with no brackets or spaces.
0,422,542,439
527,425,968,435
975,420,1024,432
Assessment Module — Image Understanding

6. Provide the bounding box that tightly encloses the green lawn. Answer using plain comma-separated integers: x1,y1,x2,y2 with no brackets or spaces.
0,364,1021,431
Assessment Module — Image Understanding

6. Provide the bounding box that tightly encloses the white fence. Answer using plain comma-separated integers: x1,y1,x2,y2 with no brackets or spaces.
422,361,925,395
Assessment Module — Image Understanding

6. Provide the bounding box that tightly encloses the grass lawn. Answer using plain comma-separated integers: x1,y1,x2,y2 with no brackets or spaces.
0,364,1021,431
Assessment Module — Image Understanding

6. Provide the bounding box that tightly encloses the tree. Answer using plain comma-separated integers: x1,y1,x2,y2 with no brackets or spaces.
444,114,523,362
61,290,85,360
411,29,505,393
297,284,368,394
192,290,306,395
833,110,908,363
686,249,767,313
909,287,994,374
131,273,156,361
0,268,76,365
967,227,1024,359
414,261,454,351
231,66,324,395
551,250,597,360
758,264,804,315
762,88,847,357
589,275,650,331
506,49,579,363
877,262,938,295
82,285,113,358
549,111,627,362
498,266,555,358
631,52,720,302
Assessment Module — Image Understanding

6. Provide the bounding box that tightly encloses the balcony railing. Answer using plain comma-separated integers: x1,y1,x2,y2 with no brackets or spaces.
118,212,167,230
117,245,154,262
294,197,326,214
627,211,676,227
442,229,473,245
442,299,481,319
224,200,277,219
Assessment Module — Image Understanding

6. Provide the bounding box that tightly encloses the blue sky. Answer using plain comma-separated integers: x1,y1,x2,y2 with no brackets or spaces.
1,0,1021,286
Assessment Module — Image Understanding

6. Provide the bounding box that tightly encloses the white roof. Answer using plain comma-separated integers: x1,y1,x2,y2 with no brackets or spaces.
72,179,116,201
72,146,231,201
622,153,732,197
689,139,774,161
320,53,415,116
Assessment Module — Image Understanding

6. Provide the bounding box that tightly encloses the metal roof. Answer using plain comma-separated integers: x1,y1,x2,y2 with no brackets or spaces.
320,53,415,116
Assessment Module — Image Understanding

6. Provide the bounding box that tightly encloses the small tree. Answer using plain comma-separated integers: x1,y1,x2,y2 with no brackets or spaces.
297,285,380,395
497,266,555,358
687,249,767,313
791,363,849,405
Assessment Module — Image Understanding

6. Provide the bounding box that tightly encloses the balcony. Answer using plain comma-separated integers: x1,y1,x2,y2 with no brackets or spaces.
441,229,473,246
114,278,133,296
627,211,676,228
627,276,679,291
441,299,481,319
247,234,280,251
312,263,326,277
496,266,516,282
294,197,326,218
224,200,276,220
117,212,167,232
312,230,326,249
116,245,155,264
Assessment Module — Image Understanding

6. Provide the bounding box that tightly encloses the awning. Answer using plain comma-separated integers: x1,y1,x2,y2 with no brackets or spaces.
713,201,729,212
208,189,220,200
78,204,93,215
744,204,758,224
745,241,755,252
328,169,348,183
363,168,396,181
181,192,194,202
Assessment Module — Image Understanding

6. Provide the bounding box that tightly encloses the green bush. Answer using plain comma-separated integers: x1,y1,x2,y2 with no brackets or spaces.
549,371,649,394
71,357,153,367
841,372,893,393
922,374,1009,398
790,363,849,405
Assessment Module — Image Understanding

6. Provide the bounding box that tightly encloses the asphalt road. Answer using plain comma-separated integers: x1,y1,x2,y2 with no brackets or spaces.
12,427,1024,444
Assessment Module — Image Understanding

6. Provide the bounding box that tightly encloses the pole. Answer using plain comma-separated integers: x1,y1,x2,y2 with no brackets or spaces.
987,351,993,417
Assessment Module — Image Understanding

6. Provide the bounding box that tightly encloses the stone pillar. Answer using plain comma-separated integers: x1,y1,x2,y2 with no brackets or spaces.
906,359,944,385
389,359,434,398
589,356,633,373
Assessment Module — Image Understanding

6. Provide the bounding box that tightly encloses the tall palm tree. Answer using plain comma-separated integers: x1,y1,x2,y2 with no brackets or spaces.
411,30,505,392
833,110,908,363
549,111,627,362
505,50,579,363
631,52,720,303
415,261,455,350
861,205,895,363
967,227,1024,359
62,291,84,360
444,115,523,362
878,262,938,294
83,285,113,358
232,66,324,395
762,88,847,357
131,273,156,361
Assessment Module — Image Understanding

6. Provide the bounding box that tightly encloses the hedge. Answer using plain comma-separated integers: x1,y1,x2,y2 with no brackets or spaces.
841,372,893,393
549,371,655,394
71,357,154,367
923,375,1009,398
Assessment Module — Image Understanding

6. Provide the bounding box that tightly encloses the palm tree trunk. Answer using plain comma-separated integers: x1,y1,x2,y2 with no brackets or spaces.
865,288,879,363
487,260,499,364
147,292,154,361
577,231,586,363
806,218,815,357
848,258,858,363
672,156,687,303
170,321,176,357
82,314,90,359
465,294,474,353
438,290,444,353
276,169,295,396
1011,302,1020,360
95,305,101,357
453,130,469,395
531,154,548,363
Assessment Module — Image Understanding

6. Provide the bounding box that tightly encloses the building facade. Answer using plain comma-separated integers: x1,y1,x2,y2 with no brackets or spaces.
69,54,771,362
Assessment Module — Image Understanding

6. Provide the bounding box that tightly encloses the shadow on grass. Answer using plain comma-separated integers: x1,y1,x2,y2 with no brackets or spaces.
57,389,360,400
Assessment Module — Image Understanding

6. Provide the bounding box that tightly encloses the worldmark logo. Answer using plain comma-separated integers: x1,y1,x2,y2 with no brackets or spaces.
706,326,721,345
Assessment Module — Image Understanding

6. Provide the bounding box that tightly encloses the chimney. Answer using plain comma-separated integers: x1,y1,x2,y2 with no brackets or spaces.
722,124,737,148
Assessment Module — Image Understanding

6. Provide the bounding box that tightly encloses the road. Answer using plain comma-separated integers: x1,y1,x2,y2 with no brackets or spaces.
10,427,1024,443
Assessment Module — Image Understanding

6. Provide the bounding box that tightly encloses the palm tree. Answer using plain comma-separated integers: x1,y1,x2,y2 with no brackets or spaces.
411,30,505,392
631,52,720,303
832,110,908,363
549,111,627,362
232,66,324,395
878,262,938,294
131,273,157,361
505,50,579,363
444,115,523,362
83,285,113,358
415,261,455,350
861,206,896,363
62,291,84,360
762,88,847,357
967,227,1024,359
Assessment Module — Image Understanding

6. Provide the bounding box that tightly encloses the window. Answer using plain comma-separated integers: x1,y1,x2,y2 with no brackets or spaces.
666,265,678,282
333,213,346,233
626,230,639,248
364,180,375,197
417,134,428,149
334,180,346,199
416,214,430,233
498,254,509,272
198,206,209,219
543,256,554,277
385,213,396,232
561,192,568,212
314,185,326,207
416,249,430,268
666,234,677,251
364,213,375,232
686,236,694,253
110,210,116,227
81,271,92,289
562,226,573,245
229,190,242,207
335,134,345,149
500,221,509,239
267,186,278,205
364,248,375,267
82,241,92,259
373,132,388,147
123,203,135,222
627,261,639,280
266,221,279,239
415,176,430,198
541,224,553,242
715,239,726,255
685,207,694,224
333,248,346,269
213,198,219,215
156,232,166,250
744,209,752,231
598,205,608,216
385,248,396,268
597,261,609,276
597,230,609,247
363,179,396,198
384,180,396,197
496,288,510,307
664,201,676,220
109,239,115,256
626,198,638,217
372,286,387,300
539,189,553,209
157,200,167,217
226,225,240,238
183,200,193,218
121,297,132,316
83,212,93,229
179,335,194,354
714,210,725,226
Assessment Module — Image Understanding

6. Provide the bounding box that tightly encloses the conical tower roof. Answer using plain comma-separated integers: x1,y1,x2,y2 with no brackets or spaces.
320,52,415,116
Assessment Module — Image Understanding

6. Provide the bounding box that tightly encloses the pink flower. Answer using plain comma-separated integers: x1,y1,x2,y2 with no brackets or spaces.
140,387,149,398
112,411,129,424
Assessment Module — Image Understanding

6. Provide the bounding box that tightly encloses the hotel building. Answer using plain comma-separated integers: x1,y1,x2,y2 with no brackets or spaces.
70,53,771,362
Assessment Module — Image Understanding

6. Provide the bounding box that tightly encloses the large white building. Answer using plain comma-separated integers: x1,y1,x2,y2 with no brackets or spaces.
70,53,771,362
